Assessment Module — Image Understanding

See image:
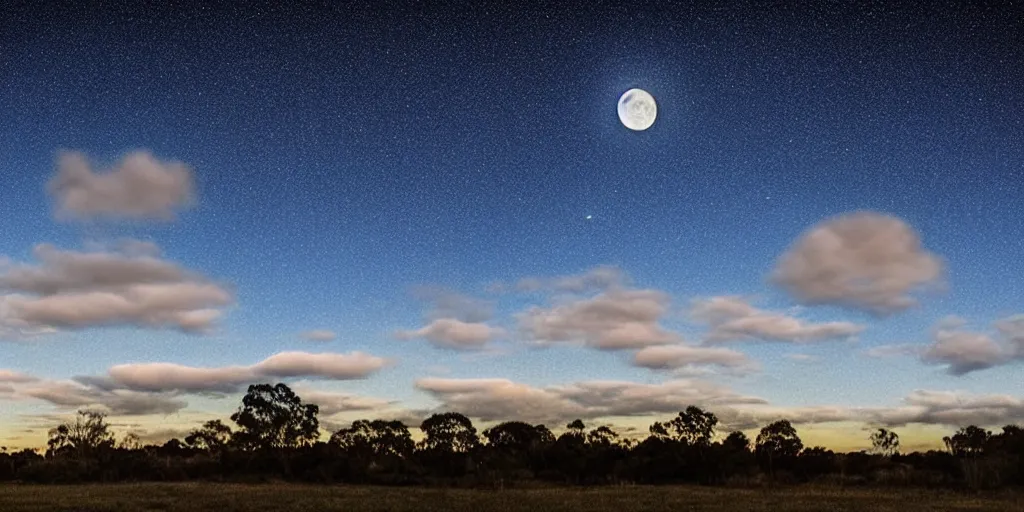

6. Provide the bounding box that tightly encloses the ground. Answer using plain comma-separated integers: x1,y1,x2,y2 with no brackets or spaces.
0,483,1020,511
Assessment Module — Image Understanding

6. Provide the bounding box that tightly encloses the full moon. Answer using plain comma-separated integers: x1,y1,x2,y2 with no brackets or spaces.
617,88,657,131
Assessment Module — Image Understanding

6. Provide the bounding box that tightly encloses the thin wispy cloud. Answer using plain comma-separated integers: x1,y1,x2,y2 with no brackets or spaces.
690,296,863,344
301,330,337,342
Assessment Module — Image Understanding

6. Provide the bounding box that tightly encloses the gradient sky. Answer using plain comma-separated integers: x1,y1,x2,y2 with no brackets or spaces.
1,1,1022,451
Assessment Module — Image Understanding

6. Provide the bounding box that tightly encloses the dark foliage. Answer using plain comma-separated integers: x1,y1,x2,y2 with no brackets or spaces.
4,383,1022,490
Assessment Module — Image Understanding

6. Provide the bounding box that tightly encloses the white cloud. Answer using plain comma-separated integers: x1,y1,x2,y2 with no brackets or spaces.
518,289,678,350
918,316,1024,375
107,363,254,393
48,150,195,221
301,330,337,342
256,351,390,379
859,316,1024,375
921,330,1007,375
104,351,390,393
18,380,187,416
0,243,233,335
396,318,503,350
771,211,944,315
633,344,755,371
691,296,863,344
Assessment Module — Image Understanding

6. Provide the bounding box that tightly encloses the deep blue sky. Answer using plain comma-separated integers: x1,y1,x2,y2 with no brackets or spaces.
1,1,1022,449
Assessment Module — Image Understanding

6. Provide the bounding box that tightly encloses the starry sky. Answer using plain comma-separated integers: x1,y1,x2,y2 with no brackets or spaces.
1,1,1022,451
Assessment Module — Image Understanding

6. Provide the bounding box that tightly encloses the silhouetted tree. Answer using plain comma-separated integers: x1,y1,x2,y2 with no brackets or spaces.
230,383,320,450
870,428,900,456
944,425,991,456
587,425,618,447
797,446,837,481
330,419,417,482
117,432,142,451
715,431,755,483
484,421,553,451
417,413,479,480
185,420,233,452
723,431,751,452
482,422,554,484
332,419,415,459
15,387,1024,489
46,410,115,459
418,413,479,453
666,406,719,446
756,420,803,480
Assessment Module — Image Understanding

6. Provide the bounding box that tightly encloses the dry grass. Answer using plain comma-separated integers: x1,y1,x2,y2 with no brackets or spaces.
0,483,1020,512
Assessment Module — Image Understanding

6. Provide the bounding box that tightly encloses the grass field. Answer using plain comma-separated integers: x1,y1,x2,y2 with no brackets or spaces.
0,483,1020,512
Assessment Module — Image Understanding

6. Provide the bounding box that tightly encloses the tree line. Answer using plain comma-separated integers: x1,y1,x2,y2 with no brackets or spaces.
1,383,1021,489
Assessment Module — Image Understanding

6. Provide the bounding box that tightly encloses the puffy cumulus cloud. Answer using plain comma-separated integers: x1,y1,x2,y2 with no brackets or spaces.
691,296,863,344
18,380,187,416
103,351,390,393
415,377,764,424
513,265,628,293
921,330,1006,375
396,318,503,350
301,330,337,342
919,316,1024,375
48,150,195,221
518,289,678,350
859,316,1024,375
633,345,755,371
0,243,233,335
771,211,944,315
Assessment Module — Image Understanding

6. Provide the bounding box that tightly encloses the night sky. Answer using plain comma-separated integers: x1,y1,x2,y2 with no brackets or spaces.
1,1,1022,450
